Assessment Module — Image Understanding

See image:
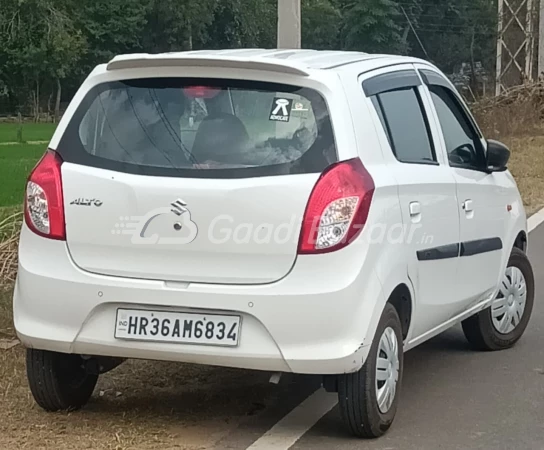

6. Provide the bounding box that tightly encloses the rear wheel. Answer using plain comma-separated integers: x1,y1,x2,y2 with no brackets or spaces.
462,247,534,351
26,349,98,411
338,304,403,438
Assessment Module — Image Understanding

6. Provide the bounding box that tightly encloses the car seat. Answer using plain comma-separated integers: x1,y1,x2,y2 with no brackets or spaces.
191,113,250,164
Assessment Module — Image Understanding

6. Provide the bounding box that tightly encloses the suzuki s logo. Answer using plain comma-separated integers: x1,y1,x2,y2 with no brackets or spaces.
171,199,188,216
112,198,198,245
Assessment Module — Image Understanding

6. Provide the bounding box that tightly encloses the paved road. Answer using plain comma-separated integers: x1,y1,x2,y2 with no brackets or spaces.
211,224,544,450
290,223,544,450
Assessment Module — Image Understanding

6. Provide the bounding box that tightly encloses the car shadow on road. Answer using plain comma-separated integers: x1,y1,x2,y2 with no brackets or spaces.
292,326,485,445
81,361,321,449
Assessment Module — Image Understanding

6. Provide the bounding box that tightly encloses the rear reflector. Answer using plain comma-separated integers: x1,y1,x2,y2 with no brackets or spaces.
24,150,66,240
298,158,374,254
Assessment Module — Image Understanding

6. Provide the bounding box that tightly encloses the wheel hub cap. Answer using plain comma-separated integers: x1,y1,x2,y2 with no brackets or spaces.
375,327,399,414
491,266,527,335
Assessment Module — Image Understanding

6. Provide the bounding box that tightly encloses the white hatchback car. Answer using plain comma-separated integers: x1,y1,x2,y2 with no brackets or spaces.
15,49,534,438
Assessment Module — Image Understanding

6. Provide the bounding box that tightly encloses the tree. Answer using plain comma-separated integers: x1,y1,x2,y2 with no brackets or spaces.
47,1,85,121
143,0,218,52
206,0,276,49
302,0,342,49
340,0,406,54
0,0,501,117
0,0,85,119
402,0,497,92
73,0,148,74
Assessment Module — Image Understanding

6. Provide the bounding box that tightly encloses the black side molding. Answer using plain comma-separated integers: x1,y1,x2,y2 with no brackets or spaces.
417,243,460,261
363,70,421,97
460,238,503,257
417,238,503,261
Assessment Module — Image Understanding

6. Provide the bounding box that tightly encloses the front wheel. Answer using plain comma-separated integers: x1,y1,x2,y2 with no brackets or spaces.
26,349,98,411
462,247,535,351
338,303,404,438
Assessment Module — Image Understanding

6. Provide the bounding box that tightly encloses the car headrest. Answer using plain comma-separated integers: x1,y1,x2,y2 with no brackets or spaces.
192,113,250,163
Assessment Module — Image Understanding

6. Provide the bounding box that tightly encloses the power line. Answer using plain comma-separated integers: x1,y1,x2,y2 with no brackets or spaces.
404,11,529,20
395,1,491,7
416,29,498,36
400,5,429,59
414,23,497,31
416,23,497,30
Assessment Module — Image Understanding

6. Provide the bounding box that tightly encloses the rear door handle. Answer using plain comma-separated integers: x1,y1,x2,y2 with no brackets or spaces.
409,201,421,216
463,200,474,212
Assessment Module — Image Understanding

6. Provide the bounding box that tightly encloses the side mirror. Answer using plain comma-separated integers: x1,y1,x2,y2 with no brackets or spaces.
486,140,510,172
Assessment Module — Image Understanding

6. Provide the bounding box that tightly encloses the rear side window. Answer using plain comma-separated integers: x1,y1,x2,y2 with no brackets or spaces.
371,88,436,165
59,78,337,178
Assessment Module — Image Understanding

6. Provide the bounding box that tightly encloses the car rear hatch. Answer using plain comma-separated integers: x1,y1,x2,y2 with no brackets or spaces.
57,77,338,284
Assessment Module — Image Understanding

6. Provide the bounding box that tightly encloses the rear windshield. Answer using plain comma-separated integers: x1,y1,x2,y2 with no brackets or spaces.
58,78,337,178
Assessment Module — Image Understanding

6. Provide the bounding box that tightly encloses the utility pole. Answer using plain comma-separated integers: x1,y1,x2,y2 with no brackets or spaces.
496,0,536,95
539,0,544,77
496,0,504,95
277,0,301,49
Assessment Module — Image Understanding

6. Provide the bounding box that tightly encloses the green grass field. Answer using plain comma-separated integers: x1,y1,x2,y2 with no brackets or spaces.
0,122,56,143
0,123,55,207
0,144,45,207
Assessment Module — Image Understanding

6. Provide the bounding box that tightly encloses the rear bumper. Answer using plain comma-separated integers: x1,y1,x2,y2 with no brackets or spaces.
14,225,383,374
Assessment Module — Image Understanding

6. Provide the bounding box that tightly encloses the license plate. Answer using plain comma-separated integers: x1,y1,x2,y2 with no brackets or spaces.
115,309,241,347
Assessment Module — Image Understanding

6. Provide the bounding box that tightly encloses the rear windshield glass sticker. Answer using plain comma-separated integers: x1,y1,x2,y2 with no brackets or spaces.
293,102,309,112
269,98,293,122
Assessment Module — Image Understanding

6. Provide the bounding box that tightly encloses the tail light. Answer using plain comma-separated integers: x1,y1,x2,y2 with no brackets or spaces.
24,150,66,240
298,158,374,254
183,86,221,99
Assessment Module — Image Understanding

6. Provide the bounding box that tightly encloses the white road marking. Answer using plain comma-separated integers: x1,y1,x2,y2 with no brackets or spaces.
245,389,338,450
245,206,544,450
528,206,544,232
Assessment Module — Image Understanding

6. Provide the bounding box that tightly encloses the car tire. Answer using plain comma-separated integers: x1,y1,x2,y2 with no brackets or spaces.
338,303,404,438
462,247,534,351
26,349,98,411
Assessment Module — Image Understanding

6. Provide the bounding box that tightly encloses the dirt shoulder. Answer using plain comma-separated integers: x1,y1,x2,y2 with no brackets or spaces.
505,136,544,215
0,337,283,449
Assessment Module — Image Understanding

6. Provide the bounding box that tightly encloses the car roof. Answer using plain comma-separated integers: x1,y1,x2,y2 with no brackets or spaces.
106,49,428,77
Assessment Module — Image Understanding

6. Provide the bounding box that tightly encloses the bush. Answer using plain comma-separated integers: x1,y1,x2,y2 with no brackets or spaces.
0,212,22,287
471,82,544,139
